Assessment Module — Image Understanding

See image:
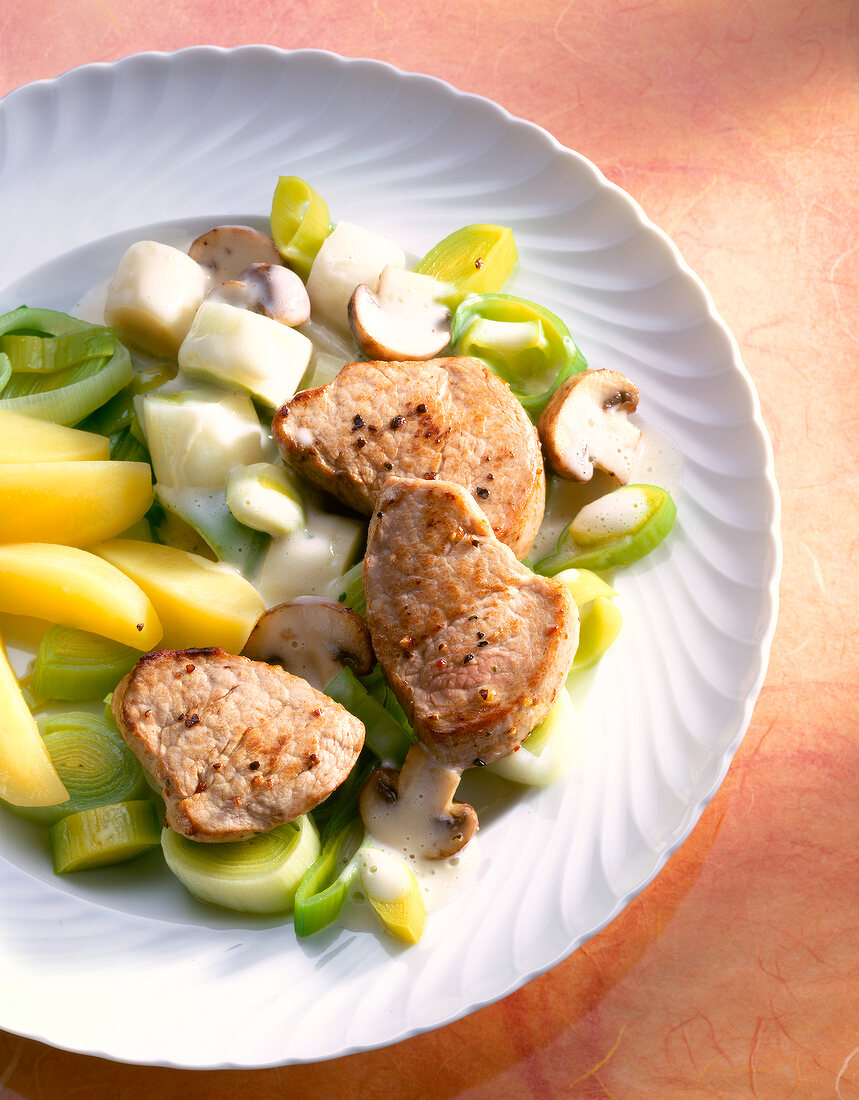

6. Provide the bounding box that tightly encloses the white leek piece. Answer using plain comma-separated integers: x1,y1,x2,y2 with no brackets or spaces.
487,688,577,786
357,846,426,944
306,221,405,337
226,462,306,536
104,241,208,358
161,813,320,914
140,385,264,489
178,300,312,408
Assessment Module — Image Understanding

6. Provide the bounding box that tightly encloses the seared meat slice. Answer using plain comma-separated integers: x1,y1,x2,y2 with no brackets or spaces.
111,648,364,841
363,478,579,770
273,356,545,559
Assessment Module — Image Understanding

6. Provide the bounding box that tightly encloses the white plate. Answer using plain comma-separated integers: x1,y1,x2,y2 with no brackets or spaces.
0,47,780,1068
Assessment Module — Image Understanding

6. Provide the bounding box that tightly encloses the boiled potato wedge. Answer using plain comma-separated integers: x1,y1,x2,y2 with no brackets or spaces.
93,539,265,653
0,632,69,807
0,461,153,545
0,544,162,650
0,409,109,463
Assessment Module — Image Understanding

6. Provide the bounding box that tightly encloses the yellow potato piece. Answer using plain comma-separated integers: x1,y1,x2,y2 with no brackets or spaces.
93,539,265,654
0,544,162,650
0,409,109,463
0,461,153,545
0,631,69,807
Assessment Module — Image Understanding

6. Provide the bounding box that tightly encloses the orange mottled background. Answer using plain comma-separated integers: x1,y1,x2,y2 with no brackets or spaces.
1,1,857,1097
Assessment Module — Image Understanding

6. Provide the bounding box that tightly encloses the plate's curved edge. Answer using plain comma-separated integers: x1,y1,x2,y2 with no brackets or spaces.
0,45,783,1070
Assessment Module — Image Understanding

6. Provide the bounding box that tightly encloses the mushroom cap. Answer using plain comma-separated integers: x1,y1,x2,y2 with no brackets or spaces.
359,743,478,859
189,226,283,284
538,368,642,483
348,266,451,362
242,597,374,691
206,263,311,327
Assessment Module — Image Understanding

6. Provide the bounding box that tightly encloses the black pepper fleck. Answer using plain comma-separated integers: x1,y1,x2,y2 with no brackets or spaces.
249,760,260,771
184,714,200,727
468,615,478,621
475,486,490,499
473,757,485,766
383,461,393,470
351,414,365,431
416,403,427,414
355,438,366,448
390,415,404,430
478,640,489,647
463,653,475,664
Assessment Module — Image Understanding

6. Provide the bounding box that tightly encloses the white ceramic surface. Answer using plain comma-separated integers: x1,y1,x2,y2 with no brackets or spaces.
0,47,780,1068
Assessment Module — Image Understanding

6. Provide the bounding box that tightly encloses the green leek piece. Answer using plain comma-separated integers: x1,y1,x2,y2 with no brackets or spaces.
127,360,178,395
450,293,586,418
1,328,114,374
554,566,617,610
155,484,270,574
413,224,518,307
357,846,426,944
0,307,133,425
108,425,149,463
358,663,411,731
553,567,621,672
487,689,577,787
334,560,366,618
7,711,150,827
293,817,364,937
535,485,677,575
271,176,332,282
571,596,622,672
49,799,161,873
225,462,306,537
31,625,142,701
324,666,413,767
161,813,320,914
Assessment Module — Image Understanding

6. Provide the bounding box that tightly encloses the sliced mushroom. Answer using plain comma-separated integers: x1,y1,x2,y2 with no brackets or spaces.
359,743,478,859
189,226,283,284
348,265,451,361
242,596,374,691
538,368,642,483
206,263,311,327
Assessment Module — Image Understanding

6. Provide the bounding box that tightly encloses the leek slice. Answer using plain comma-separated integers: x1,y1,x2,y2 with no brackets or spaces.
554,568,622,672
293,817,364,937
450,293,586,418
225,462,306,537
161,813,320,914
31,625,142,701
8,712,150,827
414,225,518,306
573,596,622,672
271,176,332,282
155,484,270,574
535,484,677,575
357,846,426,944
0,307,133,425
488,688,577,786
333,560,366,617
324,667,413,767
49,800,161,873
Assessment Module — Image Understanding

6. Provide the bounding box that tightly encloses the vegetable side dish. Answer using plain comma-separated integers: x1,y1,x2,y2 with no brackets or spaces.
0,177,677,945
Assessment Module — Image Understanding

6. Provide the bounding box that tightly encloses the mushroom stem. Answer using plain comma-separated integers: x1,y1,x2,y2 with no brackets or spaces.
359,742,478,859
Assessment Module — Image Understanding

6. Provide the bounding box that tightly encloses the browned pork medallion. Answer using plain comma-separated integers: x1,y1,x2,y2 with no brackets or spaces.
111,648,364,841
359,477,579,858
272,356,545,559
364,476,579,768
